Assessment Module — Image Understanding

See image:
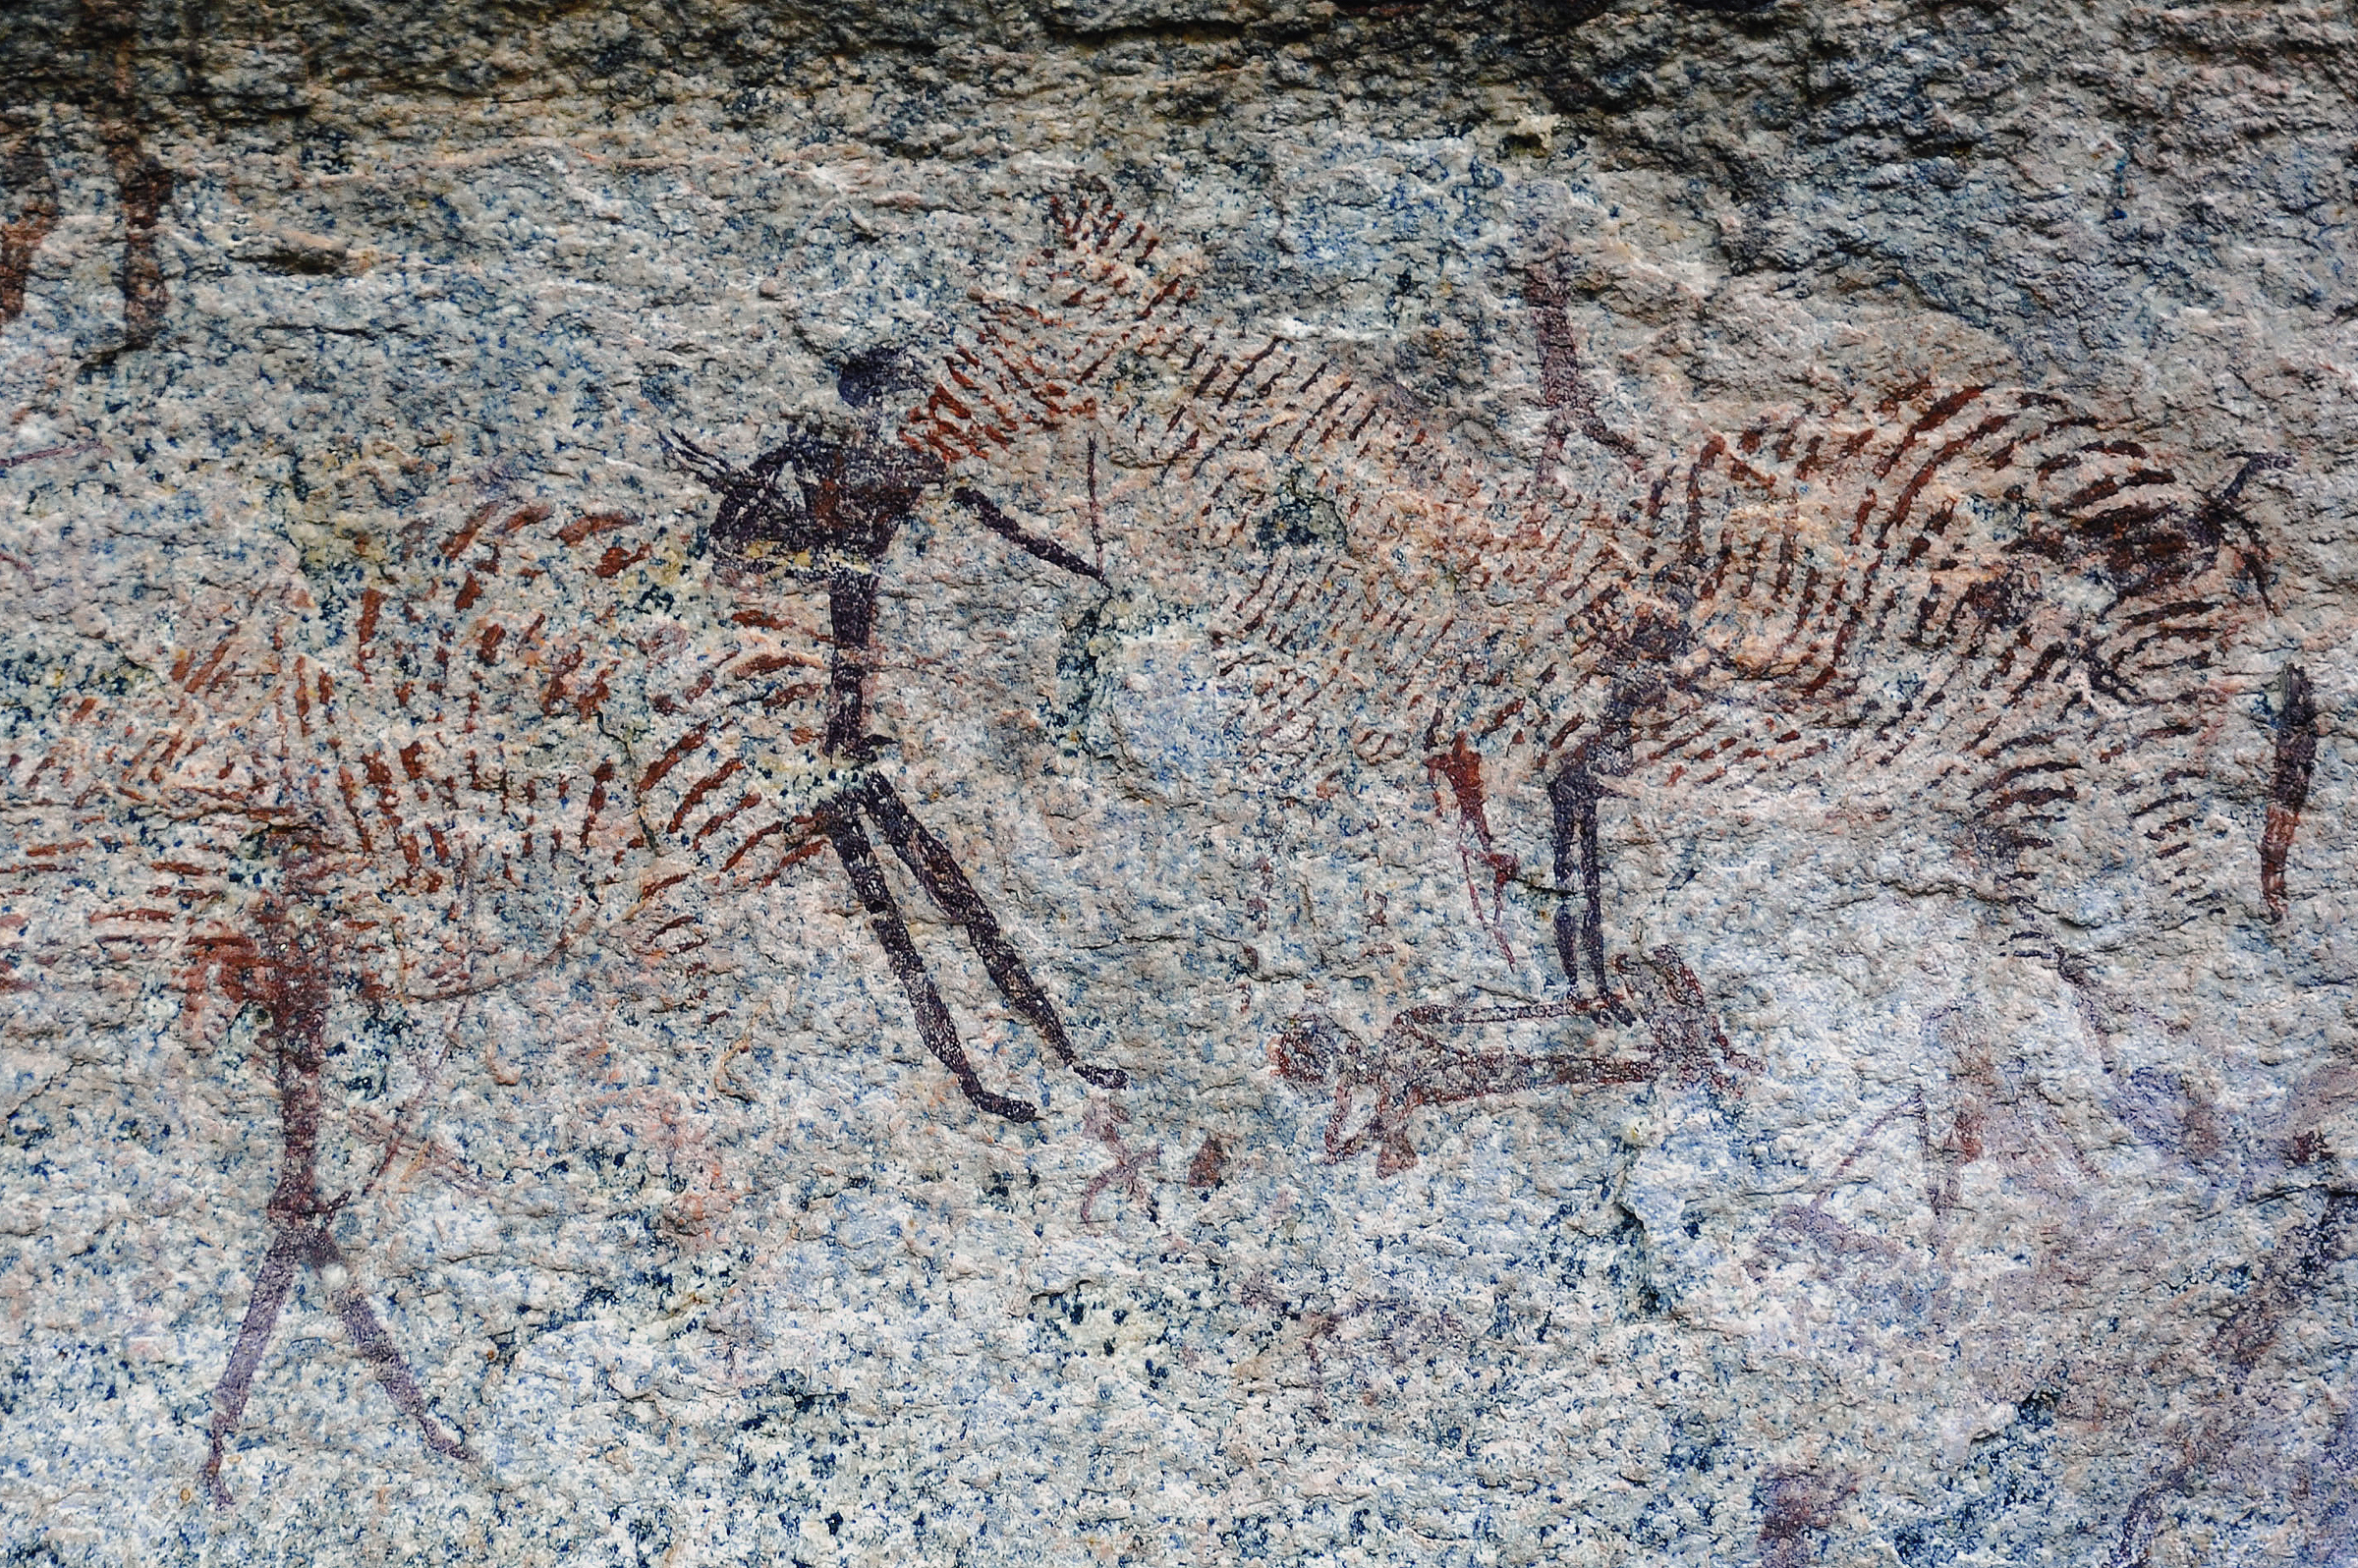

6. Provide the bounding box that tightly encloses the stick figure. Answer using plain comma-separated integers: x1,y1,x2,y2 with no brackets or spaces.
667,348,1125,1122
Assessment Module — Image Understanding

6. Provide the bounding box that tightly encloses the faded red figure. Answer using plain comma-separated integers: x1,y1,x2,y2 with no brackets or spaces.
1270,946,1754,1174
920,195,2311,1055
177,837,477,1508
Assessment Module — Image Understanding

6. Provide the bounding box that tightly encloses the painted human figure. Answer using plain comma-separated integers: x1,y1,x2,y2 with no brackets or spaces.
669,349,1124,1121
195,837,477,1507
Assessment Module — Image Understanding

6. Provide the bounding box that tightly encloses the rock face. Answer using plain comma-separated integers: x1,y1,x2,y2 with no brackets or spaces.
0,2,2352,1563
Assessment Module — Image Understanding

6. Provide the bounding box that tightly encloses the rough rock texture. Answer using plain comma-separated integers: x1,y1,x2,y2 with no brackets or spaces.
0,2,2353,1563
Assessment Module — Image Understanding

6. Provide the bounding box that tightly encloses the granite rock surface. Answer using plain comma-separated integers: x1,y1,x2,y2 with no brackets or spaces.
0,2,2354,1563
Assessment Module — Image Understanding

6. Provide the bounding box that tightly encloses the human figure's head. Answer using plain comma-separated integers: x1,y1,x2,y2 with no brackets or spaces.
835,344,923,420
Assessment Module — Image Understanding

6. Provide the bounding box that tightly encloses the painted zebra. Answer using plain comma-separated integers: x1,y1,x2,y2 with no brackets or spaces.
910,188,2310,1026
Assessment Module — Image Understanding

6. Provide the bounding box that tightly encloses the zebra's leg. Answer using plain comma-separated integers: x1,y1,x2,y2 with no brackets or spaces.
1547,762,1628,1018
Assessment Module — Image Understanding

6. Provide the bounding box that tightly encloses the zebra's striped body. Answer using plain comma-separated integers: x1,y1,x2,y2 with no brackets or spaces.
913,193,2286,962
3,501,838,1013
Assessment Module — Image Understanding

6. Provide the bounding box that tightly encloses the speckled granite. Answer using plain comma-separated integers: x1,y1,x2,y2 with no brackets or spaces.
0,3,2353,1563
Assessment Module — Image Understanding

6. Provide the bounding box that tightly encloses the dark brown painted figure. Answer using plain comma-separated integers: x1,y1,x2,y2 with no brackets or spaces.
668,350,1125,1121
1756,1469,1856,1568
84,0,172,346
0,115,60,325
2263,661,2321,922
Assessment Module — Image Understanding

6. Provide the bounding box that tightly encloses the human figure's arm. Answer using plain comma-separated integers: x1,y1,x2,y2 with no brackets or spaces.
949,487,1103,582
665,428,832,546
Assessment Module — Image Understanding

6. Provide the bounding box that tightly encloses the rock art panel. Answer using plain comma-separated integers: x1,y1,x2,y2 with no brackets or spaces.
0,8,2352,1564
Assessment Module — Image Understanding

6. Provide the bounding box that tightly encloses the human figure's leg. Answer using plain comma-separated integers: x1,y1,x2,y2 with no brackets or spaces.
200,1225,305,1507
820,793,1042,1120
306,1227,476,1469
855,774,1128,1090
